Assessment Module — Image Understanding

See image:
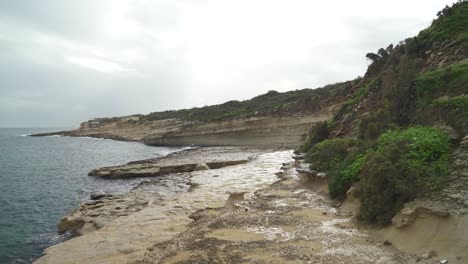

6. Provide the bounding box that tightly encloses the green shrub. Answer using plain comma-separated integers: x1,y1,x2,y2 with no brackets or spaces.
415,63,468,104
305,138,360,171
431,96,468,109
413,63,468,134
328,154,366,198
359,144,416,224
297,121,330,153
359,126,452,224
340,154,366,182
358,110,396,140
407,1,468,57
304,138,368,198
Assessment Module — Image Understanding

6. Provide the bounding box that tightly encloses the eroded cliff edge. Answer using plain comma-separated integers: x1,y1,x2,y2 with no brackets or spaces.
32,83,349,147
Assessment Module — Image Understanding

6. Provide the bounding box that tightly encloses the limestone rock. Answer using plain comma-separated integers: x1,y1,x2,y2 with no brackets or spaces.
346,185,360,201
316,172,326,178
89,159,250,179
194,163,210,171
392,206,417,228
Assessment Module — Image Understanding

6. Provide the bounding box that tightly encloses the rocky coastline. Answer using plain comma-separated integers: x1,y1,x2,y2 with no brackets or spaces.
33,145,467,264
30,113,336,147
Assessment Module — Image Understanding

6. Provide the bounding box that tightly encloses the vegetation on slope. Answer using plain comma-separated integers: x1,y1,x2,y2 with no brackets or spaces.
143,81,354,122
414,62,468,133
299,1,467,224
359,127,451,224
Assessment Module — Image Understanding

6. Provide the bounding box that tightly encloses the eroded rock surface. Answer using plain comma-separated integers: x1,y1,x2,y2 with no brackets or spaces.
88,147,262,178
135,161,412,264
34,148,292,264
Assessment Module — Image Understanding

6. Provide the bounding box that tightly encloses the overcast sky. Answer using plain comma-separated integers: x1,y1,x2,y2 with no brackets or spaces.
0,0,456,128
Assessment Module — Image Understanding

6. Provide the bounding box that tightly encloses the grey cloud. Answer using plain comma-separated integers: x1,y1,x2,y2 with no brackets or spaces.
0,1,454,128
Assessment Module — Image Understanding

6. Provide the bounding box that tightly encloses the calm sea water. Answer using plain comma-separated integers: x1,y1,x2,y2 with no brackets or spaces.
0,128,183,264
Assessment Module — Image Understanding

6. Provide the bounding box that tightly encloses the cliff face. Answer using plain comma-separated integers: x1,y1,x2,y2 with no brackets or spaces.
50,111,338,147
40,84,348,147
142,113,334,147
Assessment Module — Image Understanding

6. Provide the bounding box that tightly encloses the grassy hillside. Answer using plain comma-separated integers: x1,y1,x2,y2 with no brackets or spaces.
299,0,468,224
143,81,354,122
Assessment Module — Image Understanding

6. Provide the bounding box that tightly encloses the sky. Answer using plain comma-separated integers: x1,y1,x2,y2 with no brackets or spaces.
0,0,457,128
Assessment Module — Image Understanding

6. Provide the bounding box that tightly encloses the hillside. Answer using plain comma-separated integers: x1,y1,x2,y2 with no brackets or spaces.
296,1,468,260
142,81,353,122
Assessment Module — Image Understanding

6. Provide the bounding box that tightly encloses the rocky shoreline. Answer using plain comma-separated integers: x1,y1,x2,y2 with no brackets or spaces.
34,147,288,264
34,145,467,264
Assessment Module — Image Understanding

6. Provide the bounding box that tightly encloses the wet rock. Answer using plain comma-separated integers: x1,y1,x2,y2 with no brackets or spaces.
292,154,305,161
58,194,150,235
90,192,107,200
316,172,326,178
188,182,200,192
224,192,247,211
296,168,317,176
89,159,250,179
418,250,438,260
194,163,210,171
448,193,463,200
392,207,417,228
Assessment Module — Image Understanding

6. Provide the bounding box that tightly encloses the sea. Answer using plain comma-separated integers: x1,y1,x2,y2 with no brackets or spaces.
0,128,184,264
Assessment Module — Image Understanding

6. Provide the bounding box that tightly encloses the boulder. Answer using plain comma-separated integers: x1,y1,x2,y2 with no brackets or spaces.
392,206,417,228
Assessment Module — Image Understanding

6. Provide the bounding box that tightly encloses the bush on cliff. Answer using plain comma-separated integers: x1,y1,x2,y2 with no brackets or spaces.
304,138,368,197
305,138,360,172
328,153,366,198
358,110,396,141
359,126,452,224
297,121,330,153
359,144,414,224
413,63,468,134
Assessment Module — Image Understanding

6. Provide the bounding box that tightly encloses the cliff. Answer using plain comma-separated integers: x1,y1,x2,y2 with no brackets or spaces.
33,82,349,147
296,1,468,261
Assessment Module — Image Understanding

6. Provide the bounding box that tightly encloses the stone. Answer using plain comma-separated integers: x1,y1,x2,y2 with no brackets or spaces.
448,193,463,200
292,154,305,160
316,172,326,178
89,158,249,178
194,163,210,171
392,206,417,228
440,260,448,264
296,168,317,176
346,185,359,200
90,193,107,200
88,211,101,217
